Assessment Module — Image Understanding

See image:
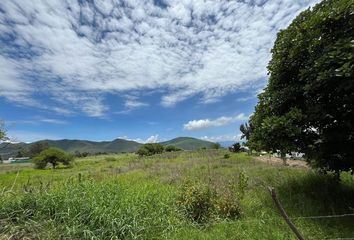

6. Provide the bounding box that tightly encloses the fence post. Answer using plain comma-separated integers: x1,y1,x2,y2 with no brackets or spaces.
268,186,305,240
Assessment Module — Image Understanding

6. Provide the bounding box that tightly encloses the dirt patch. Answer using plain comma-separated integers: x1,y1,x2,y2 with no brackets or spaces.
255,155,309,169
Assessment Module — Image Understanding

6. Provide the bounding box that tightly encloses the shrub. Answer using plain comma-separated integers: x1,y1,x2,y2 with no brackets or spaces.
137,143,164,156
224,154,230,159
214,193,242,219
165,145,182,152
177,176,245,224
177,181,215,223
211,143,221,149
33,148,74,169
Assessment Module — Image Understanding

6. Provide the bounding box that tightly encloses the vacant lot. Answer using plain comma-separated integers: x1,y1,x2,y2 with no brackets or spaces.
1,150,354,239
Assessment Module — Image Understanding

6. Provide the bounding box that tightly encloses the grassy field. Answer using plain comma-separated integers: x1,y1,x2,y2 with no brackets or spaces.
1,150,354,239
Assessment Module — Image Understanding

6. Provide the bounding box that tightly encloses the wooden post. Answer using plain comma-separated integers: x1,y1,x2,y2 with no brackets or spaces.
268,186,305,240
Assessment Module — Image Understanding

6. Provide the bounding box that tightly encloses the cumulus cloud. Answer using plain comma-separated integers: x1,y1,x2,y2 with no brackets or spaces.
145,134,160,143
184,113,248,131
119,134,160,143
0,0,319,116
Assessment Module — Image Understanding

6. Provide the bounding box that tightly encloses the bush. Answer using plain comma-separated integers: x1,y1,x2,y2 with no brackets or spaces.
177,181,215,223
137,143,164,156
211,143,221,149
214,193,242,219
224,154,230,159
33,148,74,169
177,176,245,224
165,145,182,152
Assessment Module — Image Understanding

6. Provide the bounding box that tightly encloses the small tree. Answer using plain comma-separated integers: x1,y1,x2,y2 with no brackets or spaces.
137,143,164,156
33,148,74,169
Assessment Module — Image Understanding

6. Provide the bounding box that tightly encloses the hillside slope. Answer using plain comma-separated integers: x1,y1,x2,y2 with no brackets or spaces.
160,137,215,150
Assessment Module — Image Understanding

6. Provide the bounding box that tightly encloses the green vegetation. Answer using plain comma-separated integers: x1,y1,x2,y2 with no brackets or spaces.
211,143,221,149
0,150,353,239
177,172,246,224
249,0,354,176
160,137,215,150
137,143,164,156
33,148,74,169
239,122,252,142
165,145,182,152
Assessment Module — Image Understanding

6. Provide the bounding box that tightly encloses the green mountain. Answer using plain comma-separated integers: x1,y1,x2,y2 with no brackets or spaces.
160,137,215,150
0,139,142,159
0,137,215,159
37,139,142,153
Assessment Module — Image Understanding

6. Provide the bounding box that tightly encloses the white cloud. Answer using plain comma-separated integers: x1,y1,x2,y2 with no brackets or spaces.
184,113,248,131
124,96,149,110
201,134,242,143
145,135,160,143
0,0,319,116
119,134,160,143
39,118,67,124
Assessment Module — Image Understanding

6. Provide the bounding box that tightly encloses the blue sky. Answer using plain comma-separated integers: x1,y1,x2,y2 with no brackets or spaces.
0,0,318,143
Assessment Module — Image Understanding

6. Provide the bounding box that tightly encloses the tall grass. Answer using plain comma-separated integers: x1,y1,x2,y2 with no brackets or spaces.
0,150,353,239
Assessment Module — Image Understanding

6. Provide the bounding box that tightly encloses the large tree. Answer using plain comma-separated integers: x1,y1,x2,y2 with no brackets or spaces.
249,0,354,176
33,148,74,169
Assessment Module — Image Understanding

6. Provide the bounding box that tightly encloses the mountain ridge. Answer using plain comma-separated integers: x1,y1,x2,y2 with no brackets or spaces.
0,137,215,159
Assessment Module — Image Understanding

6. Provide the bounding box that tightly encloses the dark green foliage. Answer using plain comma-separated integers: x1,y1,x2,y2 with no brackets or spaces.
239,122,252,141
211,143,221,149
15,150,24,158
165,145,182,152
33,148,74,169
224,153,230,159
249,0,354,175
229,143,241,153
74,151,89,157
137,143,164,156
